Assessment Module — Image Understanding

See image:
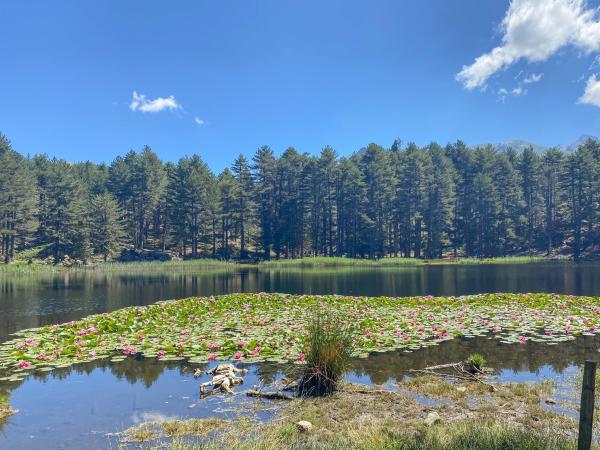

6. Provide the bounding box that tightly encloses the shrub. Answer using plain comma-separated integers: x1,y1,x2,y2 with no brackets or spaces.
466,353,486,373
298,310,352,397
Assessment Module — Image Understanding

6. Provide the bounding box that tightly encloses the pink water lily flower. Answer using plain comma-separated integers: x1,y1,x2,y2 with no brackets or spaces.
157,350,166,358
18,361,31,368
208,354,218,361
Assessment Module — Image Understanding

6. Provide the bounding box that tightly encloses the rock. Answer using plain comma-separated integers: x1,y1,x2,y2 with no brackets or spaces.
296,420,313,432
424,411,441,426
456,386,467,393
544,398,557,405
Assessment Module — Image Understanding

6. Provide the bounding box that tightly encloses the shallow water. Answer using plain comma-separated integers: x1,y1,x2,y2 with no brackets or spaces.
3,262,600,342
2,262,600,449
0,334,597,450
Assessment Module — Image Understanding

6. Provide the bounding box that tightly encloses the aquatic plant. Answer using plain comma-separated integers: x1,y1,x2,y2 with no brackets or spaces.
259,256,423,268
298,310,352,397
1,292,600,381
465,354,486,372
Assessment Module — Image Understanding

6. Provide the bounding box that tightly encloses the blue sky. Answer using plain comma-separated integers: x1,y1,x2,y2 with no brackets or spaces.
2,0,600,170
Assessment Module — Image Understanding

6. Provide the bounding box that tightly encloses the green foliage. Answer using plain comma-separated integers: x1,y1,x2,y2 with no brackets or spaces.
89,193,125,262
1,292,597,383
260,257,423,267
298,310,352,397
466,353,486,372
2,133,600,265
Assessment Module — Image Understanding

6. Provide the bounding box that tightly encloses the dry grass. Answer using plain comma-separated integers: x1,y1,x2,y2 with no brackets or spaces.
137,377,585,449
122,417,231,443
161,418,230,437
0,392,16,425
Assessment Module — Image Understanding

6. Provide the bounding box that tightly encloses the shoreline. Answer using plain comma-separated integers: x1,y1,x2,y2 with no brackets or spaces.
0,255,576,274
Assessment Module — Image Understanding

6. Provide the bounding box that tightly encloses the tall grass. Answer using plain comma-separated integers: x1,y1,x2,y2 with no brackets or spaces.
90,259,236,272
298,310,352,397
259,255,567,268
260,256,423,268
0,258,237,274
455,256,557,265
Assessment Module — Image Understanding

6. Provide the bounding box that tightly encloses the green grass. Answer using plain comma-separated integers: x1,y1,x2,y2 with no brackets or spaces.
259,255,565,268
454,256,558,265
0,258,237,274
0,254,567,273
298,311,352,396
465,353,486,372
89,259,236,271
260,257,425,268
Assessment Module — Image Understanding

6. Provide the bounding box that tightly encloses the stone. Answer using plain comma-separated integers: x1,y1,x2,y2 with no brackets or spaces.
296,420,313,432
424,411,441,426
456,386,467,393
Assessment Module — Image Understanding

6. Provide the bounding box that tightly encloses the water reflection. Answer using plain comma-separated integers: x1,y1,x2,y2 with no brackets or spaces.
0,334,598,449
3,262,600,342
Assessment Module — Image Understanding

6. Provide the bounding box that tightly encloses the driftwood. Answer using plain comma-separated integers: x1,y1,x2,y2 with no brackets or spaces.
198,363,249,395
409,362,497,392
245,389,294,400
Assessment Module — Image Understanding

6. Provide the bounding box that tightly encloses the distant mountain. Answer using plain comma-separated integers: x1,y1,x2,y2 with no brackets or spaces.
558,134,598,153
487,140,548,153
482,135,598,154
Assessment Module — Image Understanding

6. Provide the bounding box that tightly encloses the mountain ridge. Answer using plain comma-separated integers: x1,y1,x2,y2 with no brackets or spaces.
480,134,598,153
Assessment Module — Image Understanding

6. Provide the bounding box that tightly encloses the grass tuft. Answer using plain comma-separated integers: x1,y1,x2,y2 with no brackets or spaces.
298,310,352,397
465,353,486,372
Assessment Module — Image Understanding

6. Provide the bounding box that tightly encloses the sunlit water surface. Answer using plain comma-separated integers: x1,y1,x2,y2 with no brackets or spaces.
1,262,600,449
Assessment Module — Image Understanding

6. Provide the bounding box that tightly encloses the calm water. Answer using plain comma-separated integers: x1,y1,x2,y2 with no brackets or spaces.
2,262,600,342
1,262,600,449
1,334,597,449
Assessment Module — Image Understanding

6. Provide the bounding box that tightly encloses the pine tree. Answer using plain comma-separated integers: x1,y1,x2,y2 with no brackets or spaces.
252,146,277,259
0,135,38,263
43,160,87,262
231,155,254,259
90,193,125,261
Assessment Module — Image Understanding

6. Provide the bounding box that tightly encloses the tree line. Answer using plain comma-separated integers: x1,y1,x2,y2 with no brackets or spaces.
1,133,599,264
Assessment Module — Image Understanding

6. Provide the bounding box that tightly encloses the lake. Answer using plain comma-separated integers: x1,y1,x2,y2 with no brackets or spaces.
2,262,600,343
1,261,600,449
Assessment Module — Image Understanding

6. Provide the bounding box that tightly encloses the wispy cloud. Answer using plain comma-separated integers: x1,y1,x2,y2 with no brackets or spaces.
129,91,181,113
578,74,600,106
498,86,527,102
457,0,600,90
194,117,205,126
523,73,543,84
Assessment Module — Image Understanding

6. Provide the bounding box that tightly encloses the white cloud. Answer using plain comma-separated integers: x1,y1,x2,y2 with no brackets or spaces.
498,86,527,101
194,117,205,125
129,91,181,113
523,73,543,83
578,74,600,106
457,0,600,89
